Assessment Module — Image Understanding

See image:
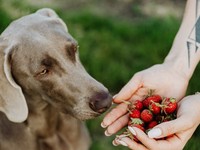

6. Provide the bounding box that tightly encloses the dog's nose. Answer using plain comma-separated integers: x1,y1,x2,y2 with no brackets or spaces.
89,91,112,113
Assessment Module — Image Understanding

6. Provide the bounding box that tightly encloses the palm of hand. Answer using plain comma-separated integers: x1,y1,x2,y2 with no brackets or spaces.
115,64,189,103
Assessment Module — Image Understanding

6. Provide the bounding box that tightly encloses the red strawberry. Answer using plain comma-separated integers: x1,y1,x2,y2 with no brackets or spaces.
141,109,153,122
142,99,150,108
133,100,143,110
163,98,177,114
142,95,162,108
147,121,158,129
149,102,161,115
129,109,141,118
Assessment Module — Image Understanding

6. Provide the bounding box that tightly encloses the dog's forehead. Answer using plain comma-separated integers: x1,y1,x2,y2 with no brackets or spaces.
2,11,70,45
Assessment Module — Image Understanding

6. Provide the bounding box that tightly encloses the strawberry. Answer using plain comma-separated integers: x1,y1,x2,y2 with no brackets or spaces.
122,90,178,143
133,100,143,110
149,102,161,115
129,109,141,118
141,109,153,122
143,95,162,108
142,98,150,108
147,120,158,129
163,98,177,114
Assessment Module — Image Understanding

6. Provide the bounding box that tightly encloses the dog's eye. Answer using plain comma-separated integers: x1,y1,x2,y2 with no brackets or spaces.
40,69,48,75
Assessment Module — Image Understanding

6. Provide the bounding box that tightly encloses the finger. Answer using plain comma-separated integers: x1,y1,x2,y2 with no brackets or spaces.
105,113,129,136
130,127,182,150
114,136,148,150
128,126,157,148
114,75,142,103
147,116,191,139
101,103,128,128
129,87,149,101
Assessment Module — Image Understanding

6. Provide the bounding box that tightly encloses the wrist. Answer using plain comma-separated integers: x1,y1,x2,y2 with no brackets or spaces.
163,33,200,81
163,51,193,82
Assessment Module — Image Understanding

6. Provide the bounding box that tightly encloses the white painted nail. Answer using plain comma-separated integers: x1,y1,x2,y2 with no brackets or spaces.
113,94,117,99
118,140,128,147
112,140,118,146
101,122,107,128
104,130,111,136
128,126,136,136
148,128,162,138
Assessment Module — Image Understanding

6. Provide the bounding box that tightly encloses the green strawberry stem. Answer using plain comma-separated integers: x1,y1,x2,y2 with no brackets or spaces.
121,99,132,105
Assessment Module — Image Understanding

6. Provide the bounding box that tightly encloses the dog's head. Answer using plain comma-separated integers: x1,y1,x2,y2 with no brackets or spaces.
0,8,112,122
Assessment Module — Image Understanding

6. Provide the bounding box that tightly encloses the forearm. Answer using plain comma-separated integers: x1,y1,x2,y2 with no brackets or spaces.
164,0,200,80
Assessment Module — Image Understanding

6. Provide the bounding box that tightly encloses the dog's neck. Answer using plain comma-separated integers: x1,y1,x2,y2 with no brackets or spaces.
24,93,60,138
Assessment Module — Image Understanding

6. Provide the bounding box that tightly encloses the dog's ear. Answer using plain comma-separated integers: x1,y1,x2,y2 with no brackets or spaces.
36,8,59,18
0,40,28,123
36,8,69,32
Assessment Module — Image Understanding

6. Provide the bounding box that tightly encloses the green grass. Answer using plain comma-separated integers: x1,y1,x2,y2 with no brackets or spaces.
1,3,200,150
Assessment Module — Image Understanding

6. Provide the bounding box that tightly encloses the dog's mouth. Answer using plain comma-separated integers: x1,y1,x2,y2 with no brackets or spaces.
73,111,101,121
60,106,101,120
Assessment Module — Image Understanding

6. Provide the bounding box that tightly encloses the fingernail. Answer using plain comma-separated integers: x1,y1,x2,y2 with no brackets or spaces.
113,94,117,99
112,140,118,146
118,139,128,147
128,126,136,136
101,122,107,128
105,130,111,136
148,128,162,138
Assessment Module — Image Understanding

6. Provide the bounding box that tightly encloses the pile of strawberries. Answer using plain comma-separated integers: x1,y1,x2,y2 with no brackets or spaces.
123,92,177,141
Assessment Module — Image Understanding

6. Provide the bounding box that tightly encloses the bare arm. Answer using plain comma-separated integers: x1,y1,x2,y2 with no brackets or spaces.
165,0,200,80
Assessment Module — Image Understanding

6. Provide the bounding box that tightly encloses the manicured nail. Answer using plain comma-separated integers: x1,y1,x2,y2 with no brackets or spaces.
117,139,128,147
113,94,117,99
148,128,162,138
112,140,118,146
101,122,107,128
105,130,111,136
128,126,136,136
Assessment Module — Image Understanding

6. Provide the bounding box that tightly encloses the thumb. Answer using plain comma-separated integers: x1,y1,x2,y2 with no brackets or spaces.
114,75,142,103
147,117,189,139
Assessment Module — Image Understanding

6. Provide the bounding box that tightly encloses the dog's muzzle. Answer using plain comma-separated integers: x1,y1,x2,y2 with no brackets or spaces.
89,91,112,113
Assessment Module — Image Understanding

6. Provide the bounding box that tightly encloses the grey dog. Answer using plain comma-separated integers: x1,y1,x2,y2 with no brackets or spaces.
0,8,112,150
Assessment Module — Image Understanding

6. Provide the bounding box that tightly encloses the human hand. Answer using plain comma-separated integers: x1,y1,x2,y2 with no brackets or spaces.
101,63,189,135
112,94,200,150
114,63,189,103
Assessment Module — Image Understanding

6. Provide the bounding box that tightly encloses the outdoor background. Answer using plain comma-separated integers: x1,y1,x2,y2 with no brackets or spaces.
0,0,200,149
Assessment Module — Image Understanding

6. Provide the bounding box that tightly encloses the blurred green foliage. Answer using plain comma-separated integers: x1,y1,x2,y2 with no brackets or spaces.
0,1,200,150
0,8,12,32
60,11,180,94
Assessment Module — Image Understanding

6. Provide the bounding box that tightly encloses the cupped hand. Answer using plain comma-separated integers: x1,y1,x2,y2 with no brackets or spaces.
113,94,200,150
114,63,189,103
102,63,189,136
